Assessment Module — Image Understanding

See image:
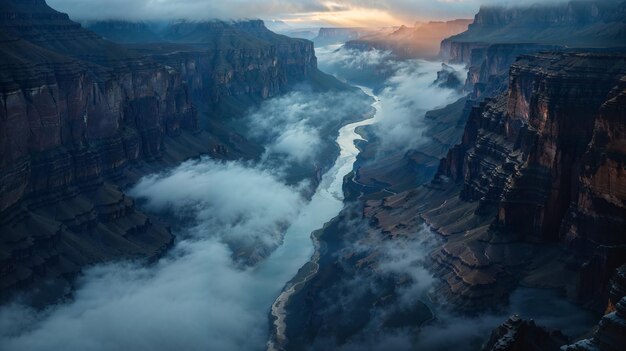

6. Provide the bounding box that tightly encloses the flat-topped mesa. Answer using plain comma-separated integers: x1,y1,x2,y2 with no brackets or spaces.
439,0,625,100
441,0,626,62
431,51,626,310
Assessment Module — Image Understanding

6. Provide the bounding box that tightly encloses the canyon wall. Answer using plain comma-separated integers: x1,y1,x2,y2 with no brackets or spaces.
440,0,626,62
431,52,626,310
0,0,320,303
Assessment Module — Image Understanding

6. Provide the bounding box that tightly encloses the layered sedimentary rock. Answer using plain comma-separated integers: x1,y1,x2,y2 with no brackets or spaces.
440,0,626,63
429,52,626,310
345,20,472,59
359,51,626,313
463,43,564,98
0,0,322,303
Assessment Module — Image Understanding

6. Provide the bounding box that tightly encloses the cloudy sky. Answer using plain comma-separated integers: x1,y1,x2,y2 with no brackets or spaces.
46,0,554,27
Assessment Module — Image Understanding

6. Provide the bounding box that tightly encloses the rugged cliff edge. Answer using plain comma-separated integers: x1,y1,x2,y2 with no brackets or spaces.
0,0,326,304
365,52,626,313
440,0,626,64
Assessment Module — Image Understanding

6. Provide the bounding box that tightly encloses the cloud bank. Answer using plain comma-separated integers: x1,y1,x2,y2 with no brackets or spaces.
0,158,306,350
317,46,465,153
246,89,371,167
47,0,577,24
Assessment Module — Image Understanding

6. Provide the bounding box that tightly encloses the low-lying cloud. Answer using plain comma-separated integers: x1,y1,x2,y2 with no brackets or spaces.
0,157,307,350
374,59,465,152
0,80,374,350
246,89,371,168
317,46,466,154
131,158,304,253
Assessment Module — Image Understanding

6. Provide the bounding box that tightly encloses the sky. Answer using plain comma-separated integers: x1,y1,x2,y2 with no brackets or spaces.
45,0,565,27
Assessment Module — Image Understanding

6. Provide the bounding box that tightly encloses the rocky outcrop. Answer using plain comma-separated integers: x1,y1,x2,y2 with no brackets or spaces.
426,52,626,309
441,1,625,101
358,51,626,312
482,315,569,351
562,296,626,351
0,1,323,304
346,20,472,60
464,43,565,98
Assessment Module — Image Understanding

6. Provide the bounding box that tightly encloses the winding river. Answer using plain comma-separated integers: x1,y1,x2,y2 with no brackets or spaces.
263,87,380,350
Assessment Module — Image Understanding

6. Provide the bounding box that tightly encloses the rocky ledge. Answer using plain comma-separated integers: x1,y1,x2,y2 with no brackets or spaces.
365,51,626,312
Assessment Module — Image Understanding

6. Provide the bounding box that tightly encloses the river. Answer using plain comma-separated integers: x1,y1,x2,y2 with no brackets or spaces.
265,87,380,350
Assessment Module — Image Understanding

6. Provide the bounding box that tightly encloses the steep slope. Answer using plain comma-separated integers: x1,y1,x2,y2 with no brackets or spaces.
368,52,626,312
0,0,331,305
441,0,626,63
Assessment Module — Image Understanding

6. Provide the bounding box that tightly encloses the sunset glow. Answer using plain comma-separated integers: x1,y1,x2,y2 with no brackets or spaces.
282,6,403,27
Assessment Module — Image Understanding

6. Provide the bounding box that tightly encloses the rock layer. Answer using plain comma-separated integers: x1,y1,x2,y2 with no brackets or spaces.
0,0,321,303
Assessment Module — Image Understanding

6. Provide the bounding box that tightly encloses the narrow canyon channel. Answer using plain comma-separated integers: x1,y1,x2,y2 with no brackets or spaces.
265,87,380,350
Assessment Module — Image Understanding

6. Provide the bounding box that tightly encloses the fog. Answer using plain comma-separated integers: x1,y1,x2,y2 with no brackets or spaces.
46,0,578,23
301,220,597,351
0,85,371,351
0,159,301,351
245,89,371,168
317,45,466,153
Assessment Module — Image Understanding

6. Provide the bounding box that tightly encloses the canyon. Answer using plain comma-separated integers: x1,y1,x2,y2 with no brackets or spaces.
0,0,353,306
1,0,625,350
278,1,626,350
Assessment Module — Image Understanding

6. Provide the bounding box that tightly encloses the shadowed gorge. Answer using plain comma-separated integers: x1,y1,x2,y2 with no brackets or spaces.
1,1,625,351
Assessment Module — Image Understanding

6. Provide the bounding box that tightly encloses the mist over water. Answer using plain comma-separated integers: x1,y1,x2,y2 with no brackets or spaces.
0,41,595,351
0,85,371,350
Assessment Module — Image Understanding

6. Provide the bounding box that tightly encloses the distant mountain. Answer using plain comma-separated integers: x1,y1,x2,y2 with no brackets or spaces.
312,27,391,47
345,19,472,59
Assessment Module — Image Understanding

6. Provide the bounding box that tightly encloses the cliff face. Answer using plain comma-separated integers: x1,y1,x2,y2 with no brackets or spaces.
430,52,626,310
464,43,565,98
0,1,321,304
440,0,626,103
440,0,626,62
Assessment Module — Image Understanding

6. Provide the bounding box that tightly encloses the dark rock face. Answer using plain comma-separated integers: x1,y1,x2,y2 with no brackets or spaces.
562,296,626,351
434,63,463,90
463,43,565,99
482,315,569,351
431,52,626,309
440,0,626,62
0,0,319,303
